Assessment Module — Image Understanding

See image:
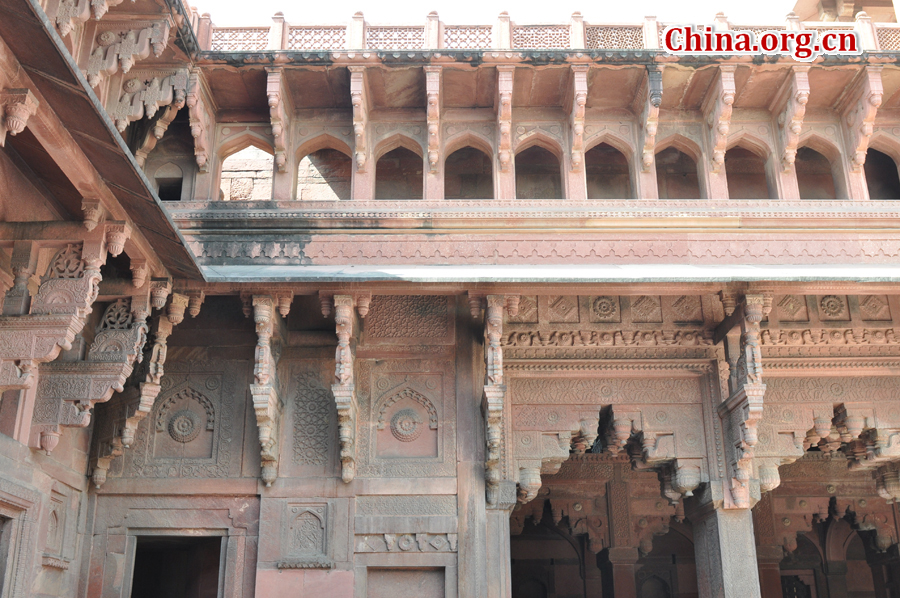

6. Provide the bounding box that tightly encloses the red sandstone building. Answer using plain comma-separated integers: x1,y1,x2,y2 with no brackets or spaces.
1,0,900,596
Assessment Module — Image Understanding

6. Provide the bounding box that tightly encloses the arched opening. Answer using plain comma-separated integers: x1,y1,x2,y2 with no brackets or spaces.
796,146,837,200
515,145,562,199
511,501,587,598
864,148,900,200
444,146,493,199
634,526,695,598
725,146,772,199
655,146,701,199
375,147,423,199
296,149,352,200
219,145,274,201
154,163,184,201
585,143,633,199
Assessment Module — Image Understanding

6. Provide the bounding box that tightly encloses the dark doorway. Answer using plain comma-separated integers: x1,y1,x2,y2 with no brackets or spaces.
864,148,900,200
130,536,222,598
796,147,837,200
375,147,423,199
515,146,562,199
725,146,771,199
585,143,633,199
445,146,493,199
655,147,701,199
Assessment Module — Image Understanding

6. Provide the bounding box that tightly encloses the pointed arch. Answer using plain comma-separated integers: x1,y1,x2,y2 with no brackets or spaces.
217,129,275,162
374,133,423,161
443,130,495,163
655,132,702,162
726,131,773,159
797,131,846,199
514,130,564,162
295,133,352,162
868,131,900,167
864,134,900,200
798,130,841,164
217,129,276,201
585,128,635,159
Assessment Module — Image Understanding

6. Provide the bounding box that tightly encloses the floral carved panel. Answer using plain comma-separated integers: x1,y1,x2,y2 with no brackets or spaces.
121,360,248,479
356,359,456,478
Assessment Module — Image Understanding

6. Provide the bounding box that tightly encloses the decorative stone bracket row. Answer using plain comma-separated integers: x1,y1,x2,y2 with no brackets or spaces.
0,223,131,393
46,0,131,38
90,291,204,488
83,20,172,88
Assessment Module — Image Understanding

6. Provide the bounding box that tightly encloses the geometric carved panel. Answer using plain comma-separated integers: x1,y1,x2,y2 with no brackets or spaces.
363,295,454,345
357,359,456,478
548,296,579,323
290,364,334,468
775,295,810,322
588,296,621,323
123,360,247,479
667,295,702,323
630,295,662,323
859,295,891,321
508,296,538,323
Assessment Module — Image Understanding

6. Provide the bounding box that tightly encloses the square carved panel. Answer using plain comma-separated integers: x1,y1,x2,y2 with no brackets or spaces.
629,295,662,323
357,359,456,478
775,295,809,322
548,296,580,323
859,295,892,321
286,361,336,474
123,360,248,479
362,296,455,345
666,295,703,323
588,296,621,323
508,295,538,323
817,295,850,321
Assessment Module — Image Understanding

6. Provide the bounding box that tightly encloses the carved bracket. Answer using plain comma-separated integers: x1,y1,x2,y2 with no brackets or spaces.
48,0,129,37
134,104,180,168
640,66,663,172
483,294,520,506
0,88,39,148
34,298,148,455
349,67,369,173
84,21,171,88
773,66,810,172
322,292,370,483
702,66,736,173
569,66,588,172
186,69,213,173
842,65,883,172
425,66,441,173
497,66,514,173
250,293,291,486
111,69,188,133
266,67,290,173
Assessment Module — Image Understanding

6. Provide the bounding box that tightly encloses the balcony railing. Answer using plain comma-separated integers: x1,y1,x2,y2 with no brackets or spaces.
199,11,895,52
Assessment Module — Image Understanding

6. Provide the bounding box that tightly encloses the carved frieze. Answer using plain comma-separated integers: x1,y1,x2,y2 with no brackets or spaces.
83,21,171,88
349,67,369,172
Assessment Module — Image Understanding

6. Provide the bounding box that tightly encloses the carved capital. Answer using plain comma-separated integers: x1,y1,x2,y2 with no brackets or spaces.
0,89,39,147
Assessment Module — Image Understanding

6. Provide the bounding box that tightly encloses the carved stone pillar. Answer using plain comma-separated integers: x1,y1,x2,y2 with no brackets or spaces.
637,66,663,199
841,65,883,200
349,67,373,199
771,66,810,199
424,66,442,199
496,67,515,199
485,481,517,598
608,547,640,598
688,484,763,598
266,67,293,199
701,65,736,199
567,65,588,200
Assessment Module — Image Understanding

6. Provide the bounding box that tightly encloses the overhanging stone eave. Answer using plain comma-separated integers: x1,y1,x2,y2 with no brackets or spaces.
0,0,204,281
197,263,900,284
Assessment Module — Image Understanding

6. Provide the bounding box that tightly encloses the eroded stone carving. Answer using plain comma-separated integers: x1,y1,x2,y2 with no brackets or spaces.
48,0,130,37
84,22,171,88
187,69,213,173
111,69,188,133
640,66,663,172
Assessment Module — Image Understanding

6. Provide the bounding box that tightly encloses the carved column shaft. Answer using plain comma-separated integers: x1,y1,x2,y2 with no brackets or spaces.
496,66,515,199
